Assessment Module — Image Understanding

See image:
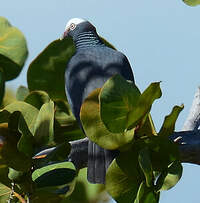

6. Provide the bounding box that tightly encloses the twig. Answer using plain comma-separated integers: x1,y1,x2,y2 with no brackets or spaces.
182,87,200,131
13,192,26,203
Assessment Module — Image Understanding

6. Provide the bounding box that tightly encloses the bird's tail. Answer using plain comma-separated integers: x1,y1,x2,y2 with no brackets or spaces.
87,140,119,184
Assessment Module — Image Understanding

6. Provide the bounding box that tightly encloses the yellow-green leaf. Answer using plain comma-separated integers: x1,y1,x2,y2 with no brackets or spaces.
34,101,54,146
80,88,134,150
1,101,39,135
106,159,140,203
183,0,200,6
134,182,159,203
100,74,140,133
127,82,162,129
159,105,184,137
0,17,28,80
156,161,183,191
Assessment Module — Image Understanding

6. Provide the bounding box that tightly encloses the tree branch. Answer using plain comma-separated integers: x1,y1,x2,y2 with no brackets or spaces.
182,87,200,131
68,130,200,169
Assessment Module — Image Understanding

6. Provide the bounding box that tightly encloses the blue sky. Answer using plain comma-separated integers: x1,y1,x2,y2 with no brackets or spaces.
2,0,200,202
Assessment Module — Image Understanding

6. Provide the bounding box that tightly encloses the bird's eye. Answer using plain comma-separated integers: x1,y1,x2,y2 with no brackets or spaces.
70,23,76,30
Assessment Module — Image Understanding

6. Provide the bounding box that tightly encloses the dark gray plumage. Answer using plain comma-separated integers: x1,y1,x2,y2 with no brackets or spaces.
62,18,135,184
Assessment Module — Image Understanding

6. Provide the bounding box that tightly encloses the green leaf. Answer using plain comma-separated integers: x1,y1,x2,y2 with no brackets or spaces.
27,37,115,101
106,147,144,202
67,168,105,203
34,101,54,146
8,168,25,183
18,114,34,157
0,68,5,105
80,88,134,150
116,148,142,179
106,160,140,203
144,137,180,171
0,183,11,202
100,74,140,133
0,123,31,171
134,182,159,203
183,0,200,6
1,101,39,135
32,162,76,188
54,99,74,123
136,114,157,137
16,86,29,101
159,105,184,137
127,82,162,129
7,111,34,158
0,165,10,187
156,161,183,191
0,89,16,108
27,38,73,100
138,148,153,187
0,17,28,81
54,99,84,143
24,90,50,110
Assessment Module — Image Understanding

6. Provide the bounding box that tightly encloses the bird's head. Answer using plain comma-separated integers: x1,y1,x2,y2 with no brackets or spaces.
60,18,96,40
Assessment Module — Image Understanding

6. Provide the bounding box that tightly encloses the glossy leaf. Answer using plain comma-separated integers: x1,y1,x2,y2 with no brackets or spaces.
134,182,159,203
100,74,140,133
3,101,39,134
16,86,29,101
34,101,54,146
159,105,184,137
183,0,200,6
138,148,153,187
0,101,39,135
80,88,134,150
156,161,183,191
127,82,162,129
0,17,28,80
27,38,73,100
106,157,141,203
24,90,50,110
18,114,34,157
32,162,76,188
106,147,145,202
27,37,115,101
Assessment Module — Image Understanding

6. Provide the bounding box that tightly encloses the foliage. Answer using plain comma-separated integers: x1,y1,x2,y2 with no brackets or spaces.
81,77,183,203
183,0,200,6
0,16,185,203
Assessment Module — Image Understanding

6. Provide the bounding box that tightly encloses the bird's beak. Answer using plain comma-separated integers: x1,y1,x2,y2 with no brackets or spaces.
60,30,69,40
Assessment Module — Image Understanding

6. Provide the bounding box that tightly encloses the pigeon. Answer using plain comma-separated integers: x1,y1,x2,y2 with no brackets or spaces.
61,18,135,184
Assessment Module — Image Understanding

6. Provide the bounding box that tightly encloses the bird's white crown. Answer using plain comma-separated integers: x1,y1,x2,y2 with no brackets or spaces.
65,18,86,31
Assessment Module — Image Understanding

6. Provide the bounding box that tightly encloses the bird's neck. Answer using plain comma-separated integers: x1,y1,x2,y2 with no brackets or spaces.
73,31,104,50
